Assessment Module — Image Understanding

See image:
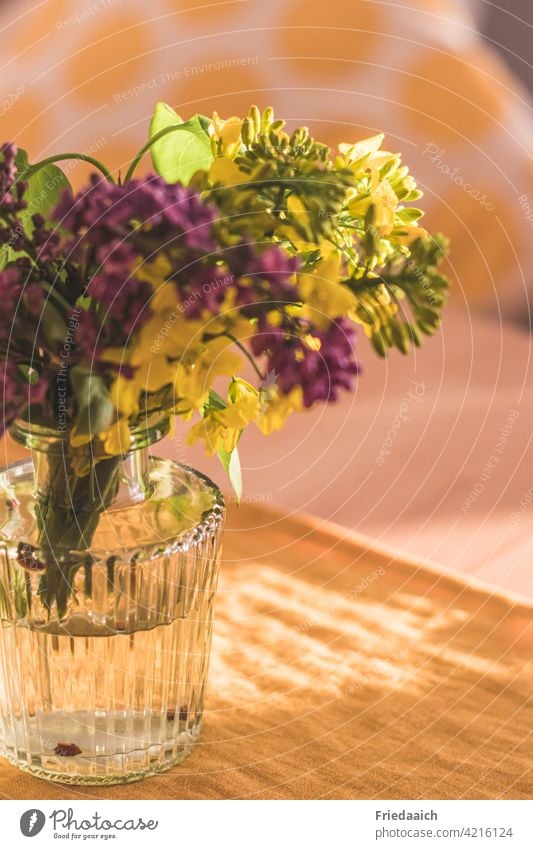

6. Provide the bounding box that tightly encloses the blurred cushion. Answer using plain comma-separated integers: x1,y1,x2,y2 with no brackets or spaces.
2,0,532,312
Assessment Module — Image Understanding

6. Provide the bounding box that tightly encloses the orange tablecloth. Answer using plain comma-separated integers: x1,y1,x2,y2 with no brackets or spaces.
1,503,531,800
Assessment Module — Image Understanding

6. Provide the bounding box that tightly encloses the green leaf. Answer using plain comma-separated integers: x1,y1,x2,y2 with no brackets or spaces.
390,319,411,354
23,164,71,232
150,102,183,147
196,114,212,132
0,244,24,269
218,445,243,501
70,367,114,436
202,389,243,499
14,148,72,236
15,147,29,171
395,207,424,223
0,150,31,269
205,388,228,412
401,189,423,202
406,322,421,347
40,299,67,345
371,331,387,357
150,103,213,185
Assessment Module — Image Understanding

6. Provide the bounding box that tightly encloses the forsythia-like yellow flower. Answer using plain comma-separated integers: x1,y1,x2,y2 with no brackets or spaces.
110,375,139,418
209,157,249,186
297,253,357,328
209,113,243,158
258,386,304,435
187,378,260,454
100,418,131,456
337,133,385,166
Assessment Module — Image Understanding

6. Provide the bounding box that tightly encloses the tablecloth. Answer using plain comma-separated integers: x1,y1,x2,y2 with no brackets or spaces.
0,503,531,800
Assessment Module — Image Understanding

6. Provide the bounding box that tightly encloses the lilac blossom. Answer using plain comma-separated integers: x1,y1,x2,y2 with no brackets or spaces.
252,316,359,407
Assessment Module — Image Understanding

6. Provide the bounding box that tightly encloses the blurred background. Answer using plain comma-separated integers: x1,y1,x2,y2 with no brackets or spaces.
0,0,531,594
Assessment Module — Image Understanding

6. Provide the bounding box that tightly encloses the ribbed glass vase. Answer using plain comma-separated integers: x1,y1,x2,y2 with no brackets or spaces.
0,418,224,785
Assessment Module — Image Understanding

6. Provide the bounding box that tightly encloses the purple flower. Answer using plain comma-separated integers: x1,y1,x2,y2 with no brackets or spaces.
52,174,224,340
0,266,25,336
177,266,231,318
87,239,154,334
0,143,18,204
173,243,299,318
24,282,46,317
221,243,300,312
252,317,359,407
247,245,299,291
88,271,153,334
75,311,142,372
31,212,61,263
54,174,217,255
0,143,27,211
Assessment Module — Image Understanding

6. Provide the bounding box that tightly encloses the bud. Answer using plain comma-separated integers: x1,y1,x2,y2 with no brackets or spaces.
261,106,274,134
241,117,254,146
372,332,387,357
249,105,261,135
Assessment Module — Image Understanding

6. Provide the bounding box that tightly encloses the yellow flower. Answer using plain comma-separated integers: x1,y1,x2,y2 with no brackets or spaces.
109,375,139,418
224,378,261,428
338,133,385,165
348,179,399,236
203,336,243,376
149,284,179,312
187,378,260,455
175,337,243,412
172,362,204,411
393,224,428,245
350,284,398,337
130,353,174,394
258,386,303,435
371,181,399,235
297,253,357,328
274,193,314,245
105,317,245,417
210,113,243,158
131,313,204,363
69,427,92,449
187,416,229,455
100,418,131,456
209,157,248,186
134,254,172,292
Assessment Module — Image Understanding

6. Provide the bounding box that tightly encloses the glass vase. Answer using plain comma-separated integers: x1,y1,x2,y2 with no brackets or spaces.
0,418,224,785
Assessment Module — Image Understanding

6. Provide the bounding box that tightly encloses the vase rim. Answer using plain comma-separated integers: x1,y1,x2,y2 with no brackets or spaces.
9,413,171,455
0,456,225,563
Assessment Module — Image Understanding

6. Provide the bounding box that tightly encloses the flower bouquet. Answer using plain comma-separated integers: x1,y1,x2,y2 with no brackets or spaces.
0,104,449,783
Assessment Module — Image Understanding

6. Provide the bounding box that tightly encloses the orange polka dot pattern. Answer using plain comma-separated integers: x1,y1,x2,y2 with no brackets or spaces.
0,0,531,311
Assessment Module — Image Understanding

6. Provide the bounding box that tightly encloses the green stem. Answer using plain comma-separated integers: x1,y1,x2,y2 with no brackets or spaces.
25,153,116,184
40,281,73,315
35,452,122,616
224,333,265,381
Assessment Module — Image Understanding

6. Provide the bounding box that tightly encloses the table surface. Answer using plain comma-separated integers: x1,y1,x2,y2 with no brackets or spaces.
1,503,531,800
